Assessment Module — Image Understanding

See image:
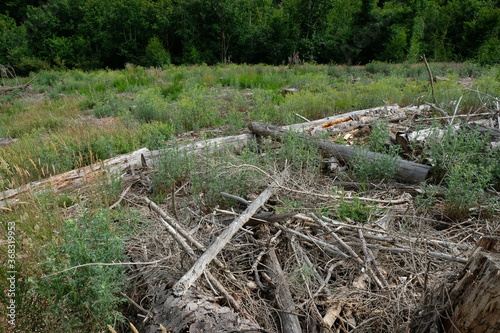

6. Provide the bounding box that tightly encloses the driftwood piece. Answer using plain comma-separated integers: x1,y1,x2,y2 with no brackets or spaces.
442,247,500,332
260,225,302,333
248,121,431,184
172,170,287,296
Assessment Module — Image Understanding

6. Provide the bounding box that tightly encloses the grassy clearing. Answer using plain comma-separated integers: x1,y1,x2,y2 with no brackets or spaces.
1,62,499,189
1,62,499,331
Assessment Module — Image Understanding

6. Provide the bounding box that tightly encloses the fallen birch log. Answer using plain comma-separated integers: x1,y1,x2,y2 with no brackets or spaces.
171,170,287,296
248,121,431,184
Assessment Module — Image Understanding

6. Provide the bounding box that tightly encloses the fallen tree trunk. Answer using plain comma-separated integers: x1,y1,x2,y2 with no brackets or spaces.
286,104,405,135
248,122,431,184
1,147,152,209
145,291,265,333
0,134,256,209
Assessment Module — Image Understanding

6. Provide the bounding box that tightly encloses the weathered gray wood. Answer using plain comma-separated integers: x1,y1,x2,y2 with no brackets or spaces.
285,104,405,135
442,248,500,332
1,134,256,209
171,170,287,296
0,147,152,209
145,292,264,333
261,225,303,333
248,121,431,184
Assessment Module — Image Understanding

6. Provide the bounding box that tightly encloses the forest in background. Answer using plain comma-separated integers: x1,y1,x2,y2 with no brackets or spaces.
1,0,500,74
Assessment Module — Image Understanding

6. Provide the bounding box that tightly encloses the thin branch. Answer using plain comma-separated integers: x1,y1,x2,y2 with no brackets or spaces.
43,255,173,278
422,54,436,104
109,184,132,210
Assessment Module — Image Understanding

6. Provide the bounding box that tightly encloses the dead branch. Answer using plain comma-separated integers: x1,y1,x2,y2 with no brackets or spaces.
260,225,302,333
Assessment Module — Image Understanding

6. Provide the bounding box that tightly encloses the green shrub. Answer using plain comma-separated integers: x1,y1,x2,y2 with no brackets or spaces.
31,210,126,331
444,163,492,220
336,198,372,223
139,121,175,149
352,120,400,182
423,125,489,182
365,61,392,75
151,147,196,200
132,88,170,123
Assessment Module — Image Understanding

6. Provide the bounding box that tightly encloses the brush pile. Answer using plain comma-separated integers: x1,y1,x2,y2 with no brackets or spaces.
114,104,500,332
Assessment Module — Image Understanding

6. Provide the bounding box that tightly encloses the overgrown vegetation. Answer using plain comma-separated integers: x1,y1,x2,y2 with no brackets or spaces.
0,63,499,331
2,63,498,190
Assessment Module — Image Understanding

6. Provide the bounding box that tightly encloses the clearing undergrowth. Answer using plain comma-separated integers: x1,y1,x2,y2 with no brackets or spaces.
1,63,499,332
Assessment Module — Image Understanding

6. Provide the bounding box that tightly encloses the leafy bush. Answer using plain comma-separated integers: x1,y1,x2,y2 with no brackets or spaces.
336,198,372,223
443,163,492,220
365,61,392,75
30,210,126,331
352,120,400,182
139,121,175,149
423,125,489,182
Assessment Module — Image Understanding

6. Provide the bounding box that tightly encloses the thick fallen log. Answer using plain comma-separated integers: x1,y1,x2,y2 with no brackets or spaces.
0,134,256,209
145,292,265,333
0,147,152,209
248,122,431,184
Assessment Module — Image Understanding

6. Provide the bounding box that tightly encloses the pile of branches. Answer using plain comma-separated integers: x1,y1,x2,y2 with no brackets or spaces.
121,144,489,333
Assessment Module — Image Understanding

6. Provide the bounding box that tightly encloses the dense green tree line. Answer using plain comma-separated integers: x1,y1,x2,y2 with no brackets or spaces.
1,0,499,73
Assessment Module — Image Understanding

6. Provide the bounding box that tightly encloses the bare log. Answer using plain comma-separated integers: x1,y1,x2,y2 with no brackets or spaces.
149,133,255,161
171,170,287,296
248,121,431,184
0,148,152,209
285,104,405,135
1,133,256,209
442,248,500,332
145,293,265,333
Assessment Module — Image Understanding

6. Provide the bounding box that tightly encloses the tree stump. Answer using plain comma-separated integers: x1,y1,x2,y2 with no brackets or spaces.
442,242,500,333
